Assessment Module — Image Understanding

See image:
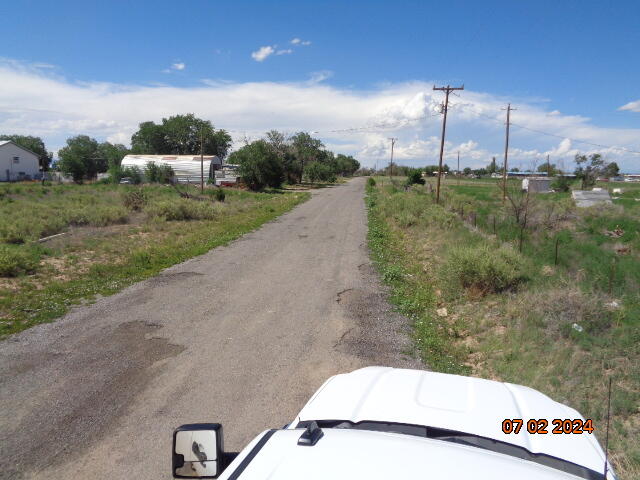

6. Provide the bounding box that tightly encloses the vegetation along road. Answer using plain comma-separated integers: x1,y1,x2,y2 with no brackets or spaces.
0,177,417,479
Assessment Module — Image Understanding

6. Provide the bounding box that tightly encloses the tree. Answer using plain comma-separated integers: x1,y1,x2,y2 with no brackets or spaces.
463,167,472,175
537,163,560,176
406,168,425,186
97,142,129,168
57,135,100,182
305,161,336,183
574,153,605,189
228,140,284,190
488,157,497,174
130,114,232,158
0,134,52,171
334,154,360,176
290,132,324,182
424,165,439,175
603,161,620,178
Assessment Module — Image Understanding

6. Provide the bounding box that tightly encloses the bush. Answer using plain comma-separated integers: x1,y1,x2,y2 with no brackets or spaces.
304,162,337,183
123,189,148,211
406,168,426,186
145,199,221,221
67,206,129,227
144,162,174,184
213,188,225,202
551,175,573,192
441,244,527,297
0,245,40,277
367,177,376,187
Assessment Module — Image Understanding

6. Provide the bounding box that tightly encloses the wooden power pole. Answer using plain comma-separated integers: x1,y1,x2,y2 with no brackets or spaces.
457,151,460,186
434,84,464,204
388,137,397,181
200,129,205,194
501,103,516,201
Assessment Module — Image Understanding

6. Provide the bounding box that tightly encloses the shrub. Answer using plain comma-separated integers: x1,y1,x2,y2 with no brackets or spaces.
367,177,376,187
0,245,40,277
145,199,221,221
213,188,226,202
144,162,175,184
67,206,129,227
441,244,527,297
406,168,426,186
123,189,148,211
551,175,573,192
304,162,337,183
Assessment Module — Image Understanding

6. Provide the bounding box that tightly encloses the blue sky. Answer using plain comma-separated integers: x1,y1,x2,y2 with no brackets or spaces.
2,0,639,170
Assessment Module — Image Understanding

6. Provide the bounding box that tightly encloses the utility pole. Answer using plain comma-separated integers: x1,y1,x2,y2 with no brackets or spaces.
200,128,205,194
457,151,460,186
546,154,551,177
501,103,516,201
433,84,464,204
388,137,397,181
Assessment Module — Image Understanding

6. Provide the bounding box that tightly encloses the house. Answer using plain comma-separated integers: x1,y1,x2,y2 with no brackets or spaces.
0,140,41,181
120,154,223,183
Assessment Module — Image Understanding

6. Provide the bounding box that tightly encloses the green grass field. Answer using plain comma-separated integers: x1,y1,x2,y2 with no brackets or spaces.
366,177,639,479
0,182,309,336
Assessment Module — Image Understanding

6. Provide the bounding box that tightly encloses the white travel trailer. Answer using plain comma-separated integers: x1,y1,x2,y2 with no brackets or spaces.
120,154,222,183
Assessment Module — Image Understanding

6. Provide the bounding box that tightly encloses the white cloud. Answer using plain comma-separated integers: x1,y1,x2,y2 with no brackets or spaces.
163,62,186,73
251,46,275,62
619,100,640,112
0,58,638,170
276,49,293,55
308,70,333,84
291,38,311,46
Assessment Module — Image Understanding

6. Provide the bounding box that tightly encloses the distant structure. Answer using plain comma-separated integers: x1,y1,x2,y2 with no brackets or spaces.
0,140,41,181
120,155,222,183
572,190,613,207
522,177,551,193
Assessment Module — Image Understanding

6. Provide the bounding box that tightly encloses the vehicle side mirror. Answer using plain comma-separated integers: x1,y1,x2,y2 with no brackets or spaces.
173,424,224,478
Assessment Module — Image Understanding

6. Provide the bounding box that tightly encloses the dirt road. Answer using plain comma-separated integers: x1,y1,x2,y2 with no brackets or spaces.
0,177,419,479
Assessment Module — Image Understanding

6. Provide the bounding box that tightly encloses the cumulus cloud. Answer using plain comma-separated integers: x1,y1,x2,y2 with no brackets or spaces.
619,100,640,112
0,58,638,169
251,46,275,62
276,49,293,55
291,38,311,46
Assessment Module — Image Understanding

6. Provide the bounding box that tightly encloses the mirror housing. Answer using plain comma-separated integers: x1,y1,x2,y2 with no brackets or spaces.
173,423,224,478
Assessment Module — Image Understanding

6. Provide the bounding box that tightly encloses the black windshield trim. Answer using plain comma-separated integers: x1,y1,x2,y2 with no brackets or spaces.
297,419,604,480
227,429,277,480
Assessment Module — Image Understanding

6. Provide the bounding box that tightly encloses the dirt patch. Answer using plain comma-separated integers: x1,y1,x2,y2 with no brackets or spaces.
0,321,185,479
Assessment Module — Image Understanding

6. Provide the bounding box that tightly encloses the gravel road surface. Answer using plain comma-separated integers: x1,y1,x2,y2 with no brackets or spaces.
0,177,420,479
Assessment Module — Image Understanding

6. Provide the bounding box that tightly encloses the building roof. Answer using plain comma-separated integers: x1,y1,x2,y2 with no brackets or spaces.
0,140,41,158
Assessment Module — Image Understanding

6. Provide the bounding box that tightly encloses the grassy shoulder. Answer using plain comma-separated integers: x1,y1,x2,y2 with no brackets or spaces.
366,178,638,479
0,183,309,337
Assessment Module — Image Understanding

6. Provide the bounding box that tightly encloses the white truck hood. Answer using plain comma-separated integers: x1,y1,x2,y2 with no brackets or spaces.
295,367,613,478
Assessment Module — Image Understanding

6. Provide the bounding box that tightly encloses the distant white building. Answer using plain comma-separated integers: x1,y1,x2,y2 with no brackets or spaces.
0,140,41,181
120,154,222,183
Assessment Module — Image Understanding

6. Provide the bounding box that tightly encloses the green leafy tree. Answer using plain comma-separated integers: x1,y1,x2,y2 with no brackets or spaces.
130,114,232,158
487,157,497,174
602,161,620,178
98,142,129,168
229,140,284,190
304,161,336,183
463,167,472,175
57,135,101,182
290,132,324,182
574,153,605,189
0,134,52,171
537,162,560,176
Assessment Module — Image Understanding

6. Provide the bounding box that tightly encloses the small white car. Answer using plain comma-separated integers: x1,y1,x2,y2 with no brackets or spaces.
172,367,616,479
